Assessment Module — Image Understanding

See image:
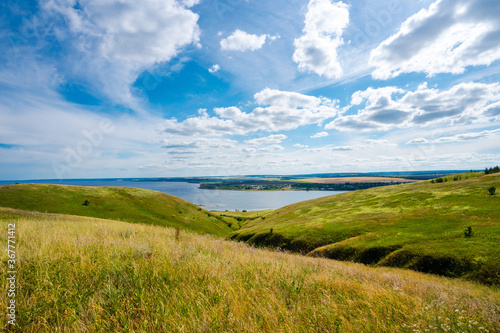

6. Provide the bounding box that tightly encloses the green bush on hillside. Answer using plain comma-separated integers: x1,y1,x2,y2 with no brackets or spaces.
488,186,496,196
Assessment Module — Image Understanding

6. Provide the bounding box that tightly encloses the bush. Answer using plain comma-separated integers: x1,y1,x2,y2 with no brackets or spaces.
464,226,473,238
488,186,496,196
82,200,90,206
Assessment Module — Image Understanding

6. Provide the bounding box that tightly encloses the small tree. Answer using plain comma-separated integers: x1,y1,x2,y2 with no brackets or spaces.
488,186,496,196
464,226,473,238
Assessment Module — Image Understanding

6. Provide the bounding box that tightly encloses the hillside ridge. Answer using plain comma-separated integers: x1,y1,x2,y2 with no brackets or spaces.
0,183,234,236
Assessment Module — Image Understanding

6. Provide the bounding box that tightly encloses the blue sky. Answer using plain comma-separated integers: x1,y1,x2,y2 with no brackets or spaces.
1,0,500,180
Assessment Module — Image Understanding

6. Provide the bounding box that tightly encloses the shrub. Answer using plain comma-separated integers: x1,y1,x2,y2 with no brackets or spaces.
464,226,473,238
488,186,496,196
82,200,90,206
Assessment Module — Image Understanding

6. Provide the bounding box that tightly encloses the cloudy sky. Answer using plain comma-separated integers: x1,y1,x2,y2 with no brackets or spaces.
1,0,500,180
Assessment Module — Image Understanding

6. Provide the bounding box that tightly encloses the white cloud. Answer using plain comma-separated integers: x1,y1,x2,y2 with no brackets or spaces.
220,30,267,51
246,134,287,146
433,129,500,143
406,138,430,145
208,64,220,73
311,131,329,138
268,34,281,41
162,88,338,136
327,82,500,131
258,144,285,152
243,147,257,153
42,0,200,105
370,0,500,79
293,143,309,148
180,0,200,7
365,139,387,145
161,137,236,150
293,0,349,78
331,146,355,151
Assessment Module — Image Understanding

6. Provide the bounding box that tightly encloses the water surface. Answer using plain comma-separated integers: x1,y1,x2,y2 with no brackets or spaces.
0,179,346,211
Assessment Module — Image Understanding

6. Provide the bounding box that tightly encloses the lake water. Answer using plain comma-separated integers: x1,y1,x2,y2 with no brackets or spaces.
0,179,346,211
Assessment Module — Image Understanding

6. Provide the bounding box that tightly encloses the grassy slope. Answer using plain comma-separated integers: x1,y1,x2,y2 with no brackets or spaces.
1,209,499,332
230,173,500,284
0,184,233,236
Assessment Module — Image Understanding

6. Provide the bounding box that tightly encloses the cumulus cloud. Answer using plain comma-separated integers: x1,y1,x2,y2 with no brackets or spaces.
293,0,349,78
220,30,267,51
162,88,338,136
293,143,309,148
208,64,220,73
370,0,500,79
246,134,287,146
43,0,200,104
311,131,329,138
327,82,500,131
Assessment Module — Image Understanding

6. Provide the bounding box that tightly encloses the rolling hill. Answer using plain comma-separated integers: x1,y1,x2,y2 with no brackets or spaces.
0,209,498,332
0,184,233,236
229,172,500,284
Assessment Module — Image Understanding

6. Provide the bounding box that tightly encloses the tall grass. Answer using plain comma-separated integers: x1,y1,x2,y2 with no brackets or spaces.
1,210,499,332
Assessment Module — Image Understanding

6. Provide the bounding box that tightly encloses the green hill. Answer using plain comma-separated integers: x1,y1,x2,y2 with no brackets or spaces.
0,184,233,236
1,209,498,332
229,172,500,284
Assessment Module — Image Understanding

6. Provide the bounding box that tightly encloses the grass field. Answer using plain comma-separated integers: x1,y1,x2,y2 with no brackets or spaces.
230,172,500,285
0,184,233,237
297,177,420,184
1,209,499,332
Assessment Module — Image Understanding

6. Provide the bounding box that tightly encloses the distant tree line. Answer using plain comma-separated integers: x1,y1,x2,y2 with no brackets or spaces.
484,166,500,175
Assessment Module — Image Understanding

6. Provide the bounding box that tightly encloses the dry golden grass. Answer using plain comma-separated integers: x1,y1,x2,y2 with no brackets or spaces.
1,210,499,332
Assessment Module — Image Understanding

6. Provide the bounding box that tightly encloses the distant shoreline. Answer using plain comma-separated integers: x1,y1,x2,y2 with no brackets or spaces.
199,177,420,192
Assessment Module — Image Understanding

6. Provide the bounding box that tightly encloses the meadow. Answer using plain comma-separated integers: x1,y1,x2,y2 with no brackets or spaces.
1,208,499,332
0,184,233,236
229,172,500,285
